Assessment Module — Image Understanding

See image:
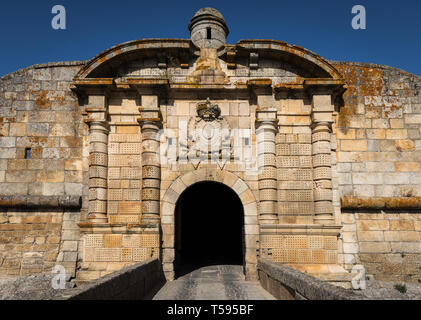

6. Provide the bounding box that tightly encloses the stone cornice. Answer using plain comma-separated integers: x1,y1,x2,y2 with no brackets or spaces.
341,196,421,210
77,222,159,234
0,196,82,209
260,224,342,236
72,77,345,93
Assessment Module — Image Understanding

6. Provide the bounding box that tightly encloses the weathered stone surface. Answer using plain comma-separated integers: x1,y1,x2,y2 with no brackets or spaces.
257,259,362,300
0,8,420,293
53,259,164,300
0,274,75,300
154,264,274,300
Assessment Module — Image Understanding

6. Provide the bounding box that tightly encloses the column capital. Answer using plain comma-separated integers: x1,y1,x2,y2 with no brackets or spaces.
85,120,110,133
256,109,278,132
137,108,163,130
256,108,277,120
311,121,332,132
137,119,163,130
83,106,109,127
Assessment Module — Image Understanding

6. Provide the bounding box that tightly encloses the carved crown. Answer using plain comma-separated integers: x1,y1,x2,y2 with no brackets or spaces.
197,98,221,122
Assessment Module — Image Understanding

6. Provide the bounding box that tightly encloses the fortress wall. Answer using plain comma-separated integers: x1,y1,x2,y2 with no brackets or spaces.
332,62,421,281
0,62,86,278
0,209,80,278
341,210,421,282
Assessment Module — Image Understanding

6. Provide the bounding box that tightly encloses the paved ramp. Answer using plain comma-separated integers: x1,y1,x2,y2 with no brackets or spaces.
153,265,275,300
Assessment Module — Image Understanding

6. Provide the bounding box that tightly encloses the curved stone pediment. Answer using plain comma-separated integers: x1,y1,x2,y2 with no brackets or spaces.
75,39,342,85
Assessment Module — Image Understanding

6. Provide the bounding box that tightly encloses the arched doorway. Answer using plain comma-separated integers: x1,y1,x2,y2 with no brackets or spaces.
174,181,245,277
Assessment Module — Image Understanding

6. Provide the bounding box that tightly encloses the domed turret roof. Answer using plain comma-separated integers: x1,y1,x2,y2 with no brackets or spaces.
192,7,225,21
188,7,229,35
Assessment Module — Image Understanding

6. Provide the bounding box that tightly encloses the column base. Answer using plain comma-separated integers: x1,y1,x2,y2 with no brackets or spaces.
314,215,335,225
259,217,278,224
141,215,161,226
88,214,108,224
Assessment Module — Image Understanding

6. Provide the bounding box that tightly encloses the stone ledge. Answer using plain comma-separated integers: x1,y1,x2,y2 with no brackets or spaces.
257,259,363,300
78,222,159,234
260,224,342,236
341,196,421,210
0,196,82,209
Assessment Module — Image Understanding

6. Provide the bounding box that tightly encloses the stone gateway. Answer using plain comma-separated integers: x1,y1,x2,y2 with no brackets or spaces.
0,8,421,288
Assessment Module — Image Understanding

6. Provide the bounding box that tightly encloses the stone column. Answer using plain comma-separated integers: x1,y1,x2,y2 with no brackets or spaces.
256,109,278,224
312,95,335,225
138,96,162,225
85,106,109,224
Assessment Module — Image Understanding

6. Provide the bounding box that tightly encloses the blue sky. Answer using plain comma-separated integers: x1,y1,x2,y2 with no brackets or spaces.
0,0,420,77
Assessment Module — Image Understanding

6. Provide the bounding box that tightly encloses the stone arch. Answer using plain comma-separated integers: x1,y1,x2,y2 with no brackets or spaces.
161,169,259,281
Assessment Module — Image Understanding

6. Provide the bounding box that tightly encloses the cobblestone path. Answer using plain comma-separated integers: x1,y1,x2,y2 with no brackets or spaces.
153,265,275,300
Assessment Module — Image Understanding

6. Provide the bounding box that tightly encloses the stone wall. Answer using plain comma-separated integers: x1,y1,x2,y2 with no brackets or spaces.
332,61,421,200
0,61,87,278
1,48,421,285
341,210,421,282
332,62,421,281
0,209,80,278
0,62,87,202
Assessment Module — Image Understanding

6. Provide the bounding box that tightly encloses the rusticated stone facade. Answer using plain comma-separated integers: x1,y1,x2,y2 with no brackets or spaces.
0,8,420,286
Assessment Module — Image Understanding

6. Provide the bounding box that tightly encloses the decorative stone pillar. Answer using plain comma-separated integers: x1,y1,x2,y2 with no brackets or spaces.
138,96,162,225
85,106,109,224
256,109,278,224
312,95,335,225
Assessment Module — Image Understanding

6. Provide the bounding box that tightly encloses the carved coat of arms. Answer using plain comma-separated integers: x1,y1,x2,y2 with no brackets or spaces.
184,98,232,166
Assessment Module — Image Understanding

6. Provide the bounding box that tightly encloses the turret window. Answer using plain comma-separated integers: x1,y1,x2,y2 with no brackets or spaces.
24,148,31,159
206,27,212,40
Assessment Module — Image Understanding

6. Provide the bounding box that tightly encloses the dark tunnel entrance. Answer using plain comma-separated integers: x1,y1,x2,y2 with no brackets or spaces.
174,181,245,278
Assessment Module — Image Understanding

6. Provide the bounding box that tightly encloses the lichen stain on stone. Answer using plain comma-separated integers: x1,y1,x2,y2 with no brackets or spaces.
334,65,358,132
337,104,356,132
383,105,402,118
34,90,51,110
396,140,415,152
334,64,389,131
33,90,68,110
0,199,25,207
359,67,383,97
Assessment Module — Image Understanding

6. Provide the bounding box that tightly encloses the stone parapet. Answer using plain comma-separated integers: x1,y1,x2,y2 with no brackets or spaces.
53,259,164,300
257,259,362,300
